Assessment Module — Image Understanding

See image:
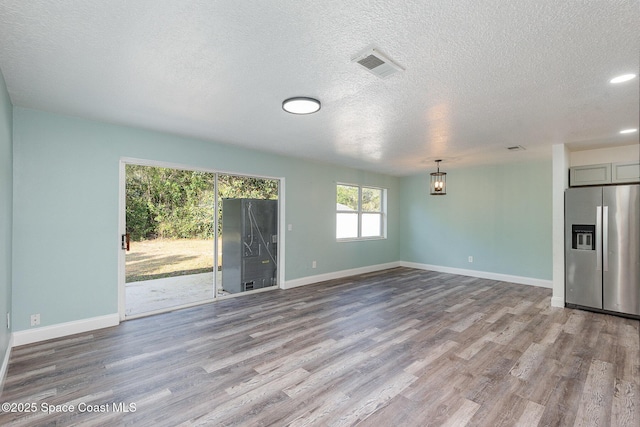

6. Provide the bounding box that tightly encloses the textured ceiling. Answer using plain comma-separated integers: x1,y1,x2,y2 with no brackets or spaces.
0,0,638,175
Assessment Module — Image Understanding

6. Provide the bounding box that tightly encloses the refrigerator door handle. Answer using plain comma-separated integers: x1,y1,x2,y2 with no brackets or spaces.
596,206,602,271
603,206,609,272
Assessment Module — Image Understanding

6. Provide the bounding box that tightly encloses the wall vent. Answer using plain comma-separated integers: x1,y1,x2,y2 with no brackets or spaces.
507,145,526,151
352,49,404,79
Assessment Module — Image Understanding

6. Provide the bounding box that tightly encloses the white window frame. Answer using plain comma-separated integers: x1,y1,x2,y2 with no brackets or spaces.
336,183,387,241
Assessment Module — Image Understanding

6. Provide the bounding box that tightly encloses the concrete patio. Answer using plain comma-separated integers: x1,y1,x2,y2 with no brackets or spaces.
125,272,223,316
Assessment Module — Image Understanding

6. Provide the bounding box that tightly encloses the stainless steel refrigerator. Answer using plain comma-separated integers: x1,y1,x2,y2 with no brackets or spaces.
565,184,640,317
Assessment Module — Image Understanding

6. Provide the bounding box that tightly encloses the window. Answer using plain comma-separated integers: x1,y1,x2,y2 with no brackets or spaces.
336,184,386,240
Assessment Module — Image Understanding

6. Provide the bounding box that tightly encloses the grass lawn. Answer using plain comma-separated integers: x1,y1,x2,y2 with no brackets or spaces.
126,238,219,282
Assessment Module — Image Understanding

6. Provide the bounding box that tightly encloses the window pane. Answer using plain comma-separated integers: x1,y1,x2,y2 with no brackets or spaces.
361,187,381,212
337,213,358,238
361,213,382,237
337,185,359,211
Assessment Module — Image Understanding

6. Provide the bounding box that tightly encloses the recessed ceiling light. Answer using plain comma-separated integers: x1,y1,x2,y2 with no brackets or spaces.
619,128,638,134
610,74,636,84
282,97,321,115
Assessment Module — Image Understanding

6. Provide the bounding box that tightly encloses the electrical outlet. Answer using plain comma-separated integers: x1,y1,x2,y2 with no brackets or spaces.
30,313,40,327
312,260,317,268
468,256,473,263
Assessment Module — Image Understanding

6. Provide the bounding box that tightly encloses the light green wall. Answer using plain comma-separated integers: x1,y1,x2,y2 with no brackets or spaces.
399,161,552,279
0,68,13,355
11,108,400,331
10,106,553,333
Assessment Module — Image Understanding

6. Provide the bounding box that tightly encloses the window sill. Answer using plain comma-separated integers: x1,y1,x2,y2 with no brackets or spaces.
336,236,387,242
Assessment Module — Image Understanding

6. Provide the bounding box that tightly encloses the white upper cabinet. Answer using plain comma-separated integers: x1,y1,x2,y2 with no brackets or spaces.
570,161,640,186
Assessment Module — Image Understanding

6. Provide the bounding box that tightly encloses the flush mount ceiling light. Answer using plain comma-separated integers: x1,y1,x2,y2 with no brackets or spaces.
282,97,321,115
610,74,637,84
620,128,638,134
430,160,447,196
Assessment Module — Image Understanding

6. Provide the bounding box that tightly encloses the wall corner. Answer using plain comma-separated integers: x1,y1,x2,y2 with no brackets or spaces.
551,144,569,308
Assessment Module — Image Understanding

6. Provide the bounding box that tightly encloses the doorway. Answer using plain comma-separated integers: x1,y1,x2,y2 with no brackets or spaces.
118,160,282,319
123,164,216,317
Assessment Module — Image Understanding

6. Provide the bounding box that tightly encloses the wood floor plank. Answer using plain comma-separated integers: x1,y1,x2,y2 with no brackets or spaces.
539,321,563,345
612,378,640,427
353,394,423,427
280,389,352,427
441,398,481,427
186,368,310,426
573,359,615,426
404,340,459,375
515,400,545,426
509,342,547,381
0,267,638,427
324,371,417,426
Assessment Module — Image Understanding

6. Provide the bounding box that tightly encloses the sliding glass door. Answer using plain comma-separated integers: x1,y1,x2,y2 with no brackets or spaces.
120,161,280,318
124,165,216,317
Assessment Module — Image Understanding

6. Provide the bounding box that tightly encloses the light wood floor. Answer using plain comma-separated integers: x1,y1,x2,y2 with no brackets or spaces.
1,267,638,426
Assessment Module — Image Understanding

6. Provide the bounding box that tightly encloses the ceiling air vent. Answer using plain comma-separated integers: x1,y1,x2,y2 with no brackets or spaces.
352,49,404,79
507,145,526,151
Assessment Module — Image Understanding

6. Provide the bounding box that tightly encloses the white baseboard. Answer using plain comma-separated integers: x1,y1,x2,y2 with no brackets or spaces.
12,314,119,347
5,263,553,348
551,296,565,307
283,261,552,290
283,262,402,289
0,334,13,397
400,261,553,289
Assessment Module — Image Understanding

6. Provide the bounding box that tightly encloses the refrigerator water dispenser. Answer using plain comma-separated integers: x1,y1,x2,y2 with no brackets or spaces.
571,225,595,250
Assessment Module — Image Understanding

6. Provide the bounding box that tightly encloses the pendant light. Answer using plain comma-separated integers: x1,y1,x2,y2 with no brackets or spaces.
430,160,447,195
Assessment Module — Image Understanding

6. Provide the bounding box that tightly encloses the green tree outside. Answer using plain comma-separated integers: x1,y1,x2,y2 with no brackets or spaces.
125,165,278,241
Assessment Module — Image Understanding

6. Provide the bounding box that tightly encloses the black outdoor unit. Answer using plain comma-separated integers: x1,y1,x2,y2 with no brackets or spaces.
221,198,278,293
